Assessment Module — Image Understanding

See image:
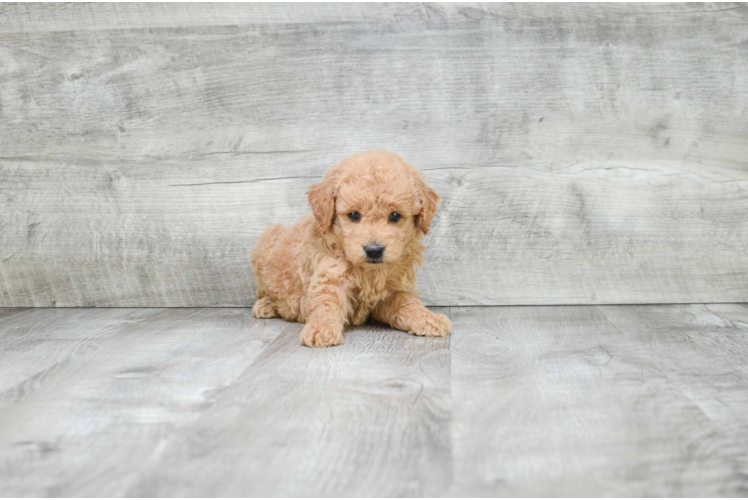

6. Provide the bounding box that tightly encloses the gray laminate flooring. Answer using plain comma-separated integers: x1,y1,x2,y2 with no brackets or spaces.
1,305,747,497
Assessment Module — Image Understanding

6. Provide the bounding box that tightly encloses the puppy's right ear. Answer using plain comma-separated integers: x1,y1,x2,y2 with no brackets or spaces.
307,176,336,233
414,175,440,235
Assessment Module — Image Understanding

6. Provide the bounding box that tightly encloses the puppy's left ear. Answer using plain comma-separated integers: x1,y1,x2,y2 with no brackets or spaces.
307,175,336,233
414,174,440,235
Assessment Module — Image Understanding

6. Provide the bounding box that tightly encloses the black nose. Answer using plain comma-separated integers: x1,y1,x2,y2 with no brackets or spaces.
364,244,385,261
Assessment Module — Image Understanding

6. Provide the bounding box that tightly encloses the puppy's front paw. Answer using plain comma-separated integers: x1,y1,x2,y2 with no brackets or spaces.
252,297,278,319
300,320,343,348
403,310,452,337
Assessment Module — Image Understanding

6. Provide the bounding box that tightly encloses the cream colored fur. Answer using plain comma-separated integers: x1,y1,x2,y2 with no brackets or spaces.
250,150,451,347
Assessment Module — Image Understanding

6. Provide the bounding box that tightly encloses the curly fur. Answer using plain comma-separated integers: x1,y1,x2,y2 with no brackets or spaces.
250,150,452,347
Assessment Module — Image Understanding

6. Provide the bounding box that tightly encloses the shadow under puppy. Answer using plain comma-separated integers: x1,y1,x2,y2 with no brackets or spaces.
251,150,451,347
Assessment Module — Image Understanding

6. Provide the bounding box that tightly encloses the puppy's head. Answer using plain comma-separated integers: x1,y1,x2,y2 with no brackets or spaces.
307,150,439,267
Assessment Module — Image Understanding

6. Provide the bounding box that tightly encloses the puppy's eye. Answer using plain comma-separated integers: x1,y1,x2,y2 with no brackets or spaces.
348,212,361,222
389,212,402,222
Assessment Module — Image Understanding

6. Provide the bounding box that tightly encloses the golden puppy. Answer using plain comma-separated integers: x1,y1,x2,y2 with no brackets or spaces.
250,150,451,347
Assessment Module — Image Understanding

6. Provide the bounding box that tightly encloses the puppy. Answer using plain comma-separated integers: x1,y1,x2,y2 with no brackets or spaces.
250,150,451,347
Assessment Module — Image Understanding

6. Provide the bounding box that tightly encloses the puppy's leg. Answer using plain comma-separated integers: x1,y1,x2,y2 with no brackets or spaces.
374,291,451,337
252,296,279,318
300,258,347,348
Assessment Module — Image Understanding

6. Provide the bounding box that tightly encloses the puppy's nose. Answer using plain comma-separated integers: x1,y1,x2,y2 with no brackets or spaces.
364,244,385,261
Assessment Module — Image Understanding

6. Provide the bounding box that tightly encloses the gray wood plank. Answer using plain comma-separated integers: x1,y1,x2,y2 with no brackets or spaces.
0,309,30,322
704,303,748,328
1,305,748,496
126,309,451,497
0,2,426,33
1,3,747,307
450,305,748,496
0,308,282,497
1,3,744,33
0,307,158,394
599,304,748,453
0,2,745,33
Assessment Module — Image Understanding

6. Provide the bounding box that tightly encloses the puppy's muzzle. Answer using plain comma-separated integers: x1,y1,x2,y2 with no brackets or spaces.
364,243,385,263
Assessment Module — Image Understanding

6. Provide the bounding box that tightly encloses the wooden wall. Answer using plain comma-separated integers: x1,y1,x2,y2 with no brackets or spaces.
1,3,747,307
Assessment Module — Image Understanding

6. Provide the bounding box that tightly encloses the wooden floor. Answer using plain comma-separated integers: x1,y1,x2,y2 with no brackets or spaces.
1,305,747,497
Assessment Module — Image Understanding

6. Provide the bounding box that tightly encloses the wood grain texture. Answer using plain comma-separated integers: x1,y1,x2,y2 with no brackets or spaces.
1,305,748,496
1,3,747,306
131,310,451,497
0,307,282,497
450,304,748,496
0,307,451,497
0,308,29,322
0,3,434,33
1,3,746,33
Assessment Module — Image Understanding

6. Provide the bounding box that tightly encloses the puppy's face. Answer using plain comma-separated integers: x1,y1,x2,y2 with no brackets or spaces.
334,180,420,266
308,151,440,268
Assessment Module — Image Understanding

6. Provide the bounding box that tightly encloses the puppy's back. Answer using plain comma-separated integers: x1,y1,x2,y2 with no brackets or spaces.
250,215,314,305
250,223,285,297
251,223,285,270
